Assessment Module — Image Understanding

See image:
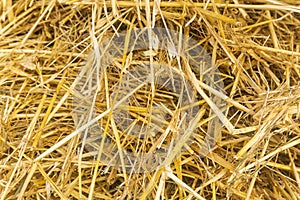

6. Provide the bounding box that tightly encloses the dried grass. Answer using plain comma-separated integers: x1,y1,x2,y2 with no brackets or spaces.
0,0,300,199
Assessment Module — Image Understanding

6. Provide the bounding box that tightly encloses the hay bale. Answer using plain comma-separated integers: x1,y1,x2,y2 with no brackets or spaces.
0,0,299,199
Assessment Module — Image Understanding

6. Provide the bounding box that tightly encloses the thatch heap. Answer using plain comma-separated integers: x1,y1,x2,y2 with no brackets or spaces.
0,0,299,199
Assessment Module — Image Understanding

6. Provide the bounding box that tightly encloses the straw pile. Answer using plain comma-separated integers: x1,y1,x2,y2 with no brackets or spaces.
0,0,300,199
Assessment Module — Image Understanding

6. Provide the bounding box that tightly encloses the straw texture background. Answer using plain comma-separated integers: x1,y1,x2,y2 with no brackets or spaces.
0,0,299,199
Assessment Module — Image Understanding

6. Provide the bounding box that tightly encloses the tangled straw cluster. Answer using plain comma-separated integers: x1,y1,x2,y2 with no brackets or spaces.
72,27,224,174
0,0,300,199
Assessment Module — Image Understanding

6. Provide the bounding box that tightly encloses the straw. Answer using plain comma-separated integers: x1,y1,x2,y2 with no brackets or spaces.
0,0,299,199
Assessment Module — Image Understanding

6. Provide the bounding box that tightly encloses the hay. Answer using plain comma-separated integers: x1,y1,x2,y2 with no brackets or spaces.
0,0,300,199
